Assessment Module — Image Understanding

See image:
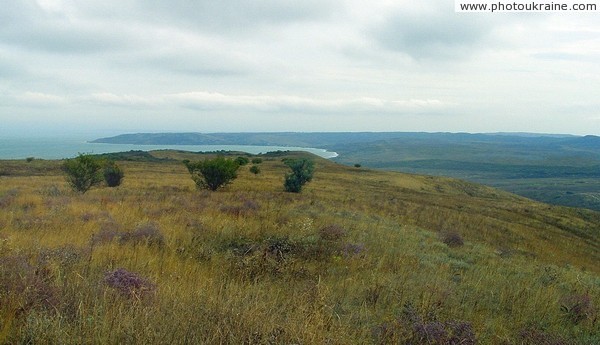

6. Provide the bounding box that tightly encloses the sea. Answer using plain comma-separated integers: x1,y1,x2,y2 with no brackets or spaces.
0,136,338,160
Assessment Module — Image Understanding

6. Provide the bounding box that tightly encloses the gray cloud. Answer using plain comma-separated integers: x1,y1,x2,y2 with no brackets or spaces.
1,0,599,136
136,0,336,33
373,4,492,60
0,1,137,54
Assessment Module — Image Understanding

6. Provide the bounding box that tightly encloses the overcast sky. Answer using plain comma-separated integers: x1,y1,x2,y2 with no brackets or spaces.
1,0,599,137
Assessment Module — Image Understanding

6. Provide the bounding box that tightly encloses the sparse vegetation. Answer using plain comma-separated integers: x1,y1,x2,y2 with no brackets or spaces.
283,158,314,193
235,156,250,166
103,160,124,187
62,153,103,193
183,156,240,191
0,150,599,344
249,165,261,175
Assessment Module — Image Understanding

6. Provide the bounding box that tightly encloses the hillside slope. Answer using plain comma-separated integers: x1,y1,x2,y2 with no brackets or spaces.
0,151,598,344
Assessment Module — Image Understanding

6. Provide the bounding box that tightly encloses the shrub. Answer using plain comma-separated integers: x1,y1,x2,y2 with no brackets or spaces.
184,157,240,191
103,161,124,187
442,231,464,247
251,158,263,164
373,304,477,344
249,165,261,175
283,158,314,193
103,268,156,299
26,157,35,163
62,154,103,193
235,156,250,166
560,293,595,324
354,163,361,168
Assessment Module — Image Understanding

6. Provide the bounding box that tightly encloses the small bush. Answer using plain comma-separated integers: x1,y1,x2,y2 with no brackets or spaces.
354,163,361,168
26,157,35,163
373,304,477,345
249,165,261,175
235,156,250,166
103,268,156,299
62,154,103,193
283,158,314,193
103,161,124,187
251,158,263,164
184,157,240,191
560,293,595,324
442,231,464,247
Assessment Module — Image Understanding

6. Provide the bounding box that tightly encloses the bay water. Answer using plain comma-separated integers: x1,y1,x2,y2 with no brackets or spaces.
0,136,338,160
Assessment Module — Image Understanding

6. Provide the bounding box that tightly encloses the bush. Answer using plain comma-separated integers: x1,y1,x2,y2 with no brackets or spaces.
283,158,314,193
235,156,250,166
62,154,103,193
103,161,124,187
103,268,156,299
184,157,240,191
249,165,261,175
442,231,464,247
251,158,263,164
354,163,361,168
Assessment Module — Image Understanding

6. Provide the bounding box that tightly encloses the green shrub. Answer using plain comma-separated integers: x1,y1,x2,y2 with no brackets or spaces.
235,156,250,166
251,158,263,164
184,157,240,191
26,157,35,163
62,154,103,193
283,158,314,193
103,161,124,187
249,165,261,175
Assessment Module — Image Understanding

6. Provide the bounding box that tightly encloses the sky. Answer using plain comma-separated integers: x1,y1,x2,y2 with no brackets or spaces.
1,0,599,137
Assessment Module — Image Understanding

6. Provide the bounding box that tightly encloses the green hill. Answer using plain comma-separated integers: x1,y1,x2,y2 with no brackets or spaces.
0,151,598,344
92,132,600,210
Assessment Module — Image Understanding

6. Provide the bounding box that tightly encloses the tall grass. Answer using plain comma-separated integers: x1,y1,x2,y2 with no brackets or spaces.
0,153,598,344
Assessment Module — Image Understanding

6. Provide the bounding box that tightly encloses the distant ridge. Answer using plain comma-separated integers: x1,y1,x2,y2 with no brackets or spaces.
92,132,600,210
92,132,597,148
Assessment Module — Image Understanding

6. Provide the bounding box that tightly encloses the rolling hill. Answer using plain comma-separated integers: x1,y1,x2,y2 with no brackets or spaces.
0,151,598,343
92,132,600,210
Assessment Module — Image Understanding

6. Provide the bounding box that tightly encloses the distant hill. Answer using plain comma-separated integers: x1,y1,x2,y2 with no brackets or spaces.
93,132,600,210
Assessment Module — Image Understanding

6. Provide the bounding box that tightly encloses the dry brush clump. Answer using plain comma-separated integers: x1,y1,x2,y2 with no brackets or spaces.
560,293,596,325
373,303,476,345
103,268,156,299
441,231,464,247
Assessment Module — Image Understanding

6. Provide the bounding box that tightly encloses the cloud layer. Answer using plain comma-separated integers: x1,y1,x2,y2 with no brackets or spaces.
1,0,599,135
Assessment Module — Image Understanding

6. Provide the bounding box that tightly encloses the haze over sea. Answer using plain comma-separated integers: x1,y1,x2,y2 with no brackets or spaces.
0,135,338,160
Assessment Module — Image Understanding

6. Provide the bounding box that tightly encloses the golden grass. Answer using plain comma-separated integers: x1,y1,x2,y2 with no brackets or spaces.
0,152,598,344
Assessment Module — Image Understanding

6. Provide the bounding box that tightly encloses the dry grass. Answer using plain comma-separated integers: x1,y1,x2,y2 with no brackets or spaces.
0,151,598,344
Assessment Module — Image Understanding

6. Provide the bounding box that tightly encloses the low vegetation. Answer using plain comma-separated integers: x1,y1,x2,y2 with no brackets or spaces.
62,153,104,193
183,156,240,191
283,158,315,193
103,161,124,187
0,150,598,344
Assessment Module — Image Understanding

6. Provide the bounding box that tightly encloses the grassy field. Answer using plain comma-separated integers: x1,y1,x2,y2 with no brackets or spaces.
327,136,600,211
0,151,599,344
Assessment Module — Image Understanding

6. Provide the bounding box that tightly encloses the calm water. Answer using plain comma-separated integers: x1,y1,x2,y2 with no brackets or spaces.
0,137,338,160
